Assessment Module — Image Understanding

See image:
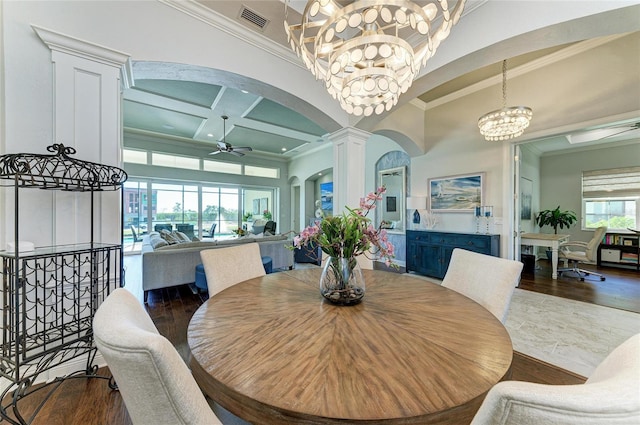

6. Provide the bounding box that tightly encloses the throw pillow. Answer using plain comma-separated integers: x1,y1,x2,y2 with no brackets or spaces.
174,231,191,243
150,237,169,249
160,229,181,245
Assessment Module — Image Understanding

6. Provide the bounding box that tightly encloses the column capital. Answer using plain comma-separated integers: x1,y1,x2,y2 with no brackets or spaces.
327,127,371,144
32,25,130,68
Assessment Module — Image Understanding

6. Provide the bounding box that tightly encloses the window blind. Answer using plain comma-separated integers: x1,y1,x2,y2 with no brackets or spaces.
582,166,640,198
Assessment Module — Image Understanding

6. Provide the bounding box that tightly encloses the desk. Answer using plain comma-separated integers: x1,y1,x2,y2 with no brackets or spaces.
188,269,513,425
520,233,570,279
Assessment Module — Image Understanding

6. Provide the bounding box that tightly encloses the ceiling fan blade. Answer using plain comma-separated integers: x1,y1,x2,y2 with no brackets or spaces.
597,126,639,140
209,150,222,155
232,146,252,152
596,122,640,140
229,150,245,157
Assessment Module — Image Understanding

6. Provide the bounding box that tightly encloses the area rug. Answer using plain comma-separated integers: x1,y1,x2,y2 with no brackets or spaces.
506,288,640,377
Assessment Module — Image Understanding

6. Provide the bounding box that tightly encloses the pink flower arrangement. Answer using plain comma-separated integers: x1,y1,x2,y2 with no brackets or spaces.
293,187,396,267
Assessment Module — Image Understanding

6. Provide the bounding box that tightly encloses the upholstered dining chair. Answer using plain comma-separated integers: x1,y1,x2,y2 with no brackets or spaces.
93,288,223,425
200,243,266,297
471,333,640,424
441,248,523,323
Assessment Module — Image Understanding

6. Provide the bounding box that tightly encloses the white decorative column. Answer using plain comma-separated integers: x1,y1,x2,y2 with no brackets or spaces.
32,26,129,245
328,127,372,269
329,127,370,216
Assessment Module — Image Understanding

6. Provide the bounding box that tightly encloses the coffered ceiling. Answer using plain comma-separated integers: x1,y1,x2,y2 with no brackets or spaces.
122,1,640,159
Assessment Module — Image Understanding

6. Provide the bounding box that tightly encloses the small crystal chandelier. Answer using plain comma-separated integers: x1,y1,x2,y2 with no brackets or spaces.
478,59,533,141
284,0,466,117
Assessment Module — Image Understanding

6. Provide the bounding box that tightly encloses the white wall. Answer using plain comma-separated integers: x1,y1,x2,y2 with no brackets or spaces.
540,141,640,243
410,136,505,231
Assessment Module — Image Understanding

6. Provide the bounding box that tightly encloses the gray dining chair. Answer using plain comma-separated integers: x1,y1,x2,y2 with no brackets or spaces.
441,248,523,323
471,333,640,424
200,243,266,297
93,288,223,425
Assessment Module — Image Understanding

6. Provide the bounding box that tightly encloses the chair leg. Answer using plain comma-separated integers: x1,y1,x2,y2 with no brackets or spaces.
558,261,606,281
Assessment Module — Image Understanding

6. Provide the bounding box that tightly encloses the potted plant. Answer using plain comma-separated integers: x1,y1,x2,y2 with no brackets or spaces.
534,206,577,261
534,206,577,234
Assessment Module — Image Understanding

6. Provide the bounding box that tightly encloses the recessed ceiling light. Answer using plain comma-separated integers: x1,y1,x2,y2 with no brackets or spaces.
318,173,322,176
207,133,214,137
281,147,287,152
241,90,249,94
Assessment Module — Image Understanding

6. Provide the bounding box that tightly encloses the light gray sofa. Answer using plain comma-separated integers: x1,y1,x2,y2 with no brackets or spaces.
141,233,294,300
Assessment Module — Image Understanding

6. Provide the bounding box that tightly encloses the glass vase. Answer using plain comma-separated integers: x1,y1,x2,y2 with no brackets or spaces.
320,256,365,306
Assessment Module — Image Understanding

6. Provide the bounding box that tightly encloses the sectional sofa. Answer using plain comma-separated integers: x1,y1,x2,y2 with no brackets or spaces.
140,232,294,300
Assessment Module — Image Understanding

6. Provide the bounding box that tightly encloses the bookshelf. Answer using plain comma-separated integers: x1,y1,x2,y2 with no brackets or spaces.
598,232,640,271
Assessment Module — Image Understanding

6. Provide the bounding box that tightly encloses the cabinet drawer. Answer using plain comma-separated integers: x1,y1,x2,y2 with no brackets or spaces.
430,234,458,245
407,231,430,243
455,236,491,250
601,249,621,262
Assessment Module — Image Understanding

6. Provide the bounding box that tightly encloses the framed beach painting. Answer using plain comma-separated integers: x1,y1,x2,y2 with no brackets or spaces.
428,173,484,212
320,182,333,216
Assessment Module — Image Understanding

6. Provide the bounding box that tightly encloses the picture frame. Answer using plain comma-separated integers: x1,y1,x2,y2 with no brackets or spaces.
320,182,333,216
252,199,260,215
520,177,533,220
428,172,484,212
386,196,397,213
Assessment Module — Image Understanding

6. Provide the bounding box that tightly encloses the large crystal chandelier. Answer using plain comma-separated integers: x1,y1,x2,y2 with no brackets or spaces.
284,0,466,117
478,60,533,141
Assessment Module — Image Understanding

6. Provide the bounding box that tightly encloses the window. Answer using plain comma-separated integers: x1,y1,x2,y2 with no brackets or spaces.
244,165,279,179
122,178,278,251
203,159,242,175
152,153,199,170
582,167,640,231
123,148,147,164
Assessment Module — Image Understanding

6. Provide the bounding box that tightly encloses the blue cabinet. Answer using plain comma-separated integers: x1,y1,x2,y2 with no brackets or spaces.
406,230,500,279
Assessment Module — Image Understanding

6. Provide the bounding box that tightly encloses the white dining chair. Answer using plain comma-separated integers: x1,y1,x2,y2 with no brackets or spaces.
471,333,640,424
441,248,523,323
200,242,266,297
93,288,223,425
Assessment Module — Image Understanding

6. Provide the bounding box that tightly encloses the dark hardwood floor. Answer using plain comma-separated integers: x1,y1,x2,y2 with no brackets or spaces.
8,257,639,425
519,259,640,314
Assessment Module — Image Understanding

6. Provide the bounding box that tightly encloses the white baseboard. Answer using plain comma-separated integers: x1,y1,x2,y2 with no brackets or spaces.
0,351,107,394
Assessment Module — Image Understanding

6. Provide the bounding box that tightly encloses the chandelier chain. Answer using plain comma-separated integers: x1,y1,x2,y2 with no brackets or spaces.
502,60,507,109
478,58,533,142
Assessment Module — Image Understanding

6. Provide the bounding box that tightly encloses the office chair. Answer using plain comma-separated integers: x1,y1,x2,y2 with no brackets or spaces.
558,226,607,281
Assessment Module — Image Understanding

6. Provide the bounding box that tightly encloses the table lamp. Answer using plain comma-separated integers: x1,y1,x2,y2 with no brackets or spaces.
407,197,427,225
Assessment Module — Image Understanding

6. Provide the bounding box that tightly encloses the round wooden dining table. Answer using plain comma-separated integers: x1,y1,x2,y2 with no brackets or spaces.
188,269,513,425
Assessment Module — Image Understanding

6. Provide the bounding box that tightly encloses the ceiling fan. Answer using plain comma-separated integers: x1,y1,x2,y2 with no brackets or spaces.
209,115,253,157
597,122,640,140
568,121,640,145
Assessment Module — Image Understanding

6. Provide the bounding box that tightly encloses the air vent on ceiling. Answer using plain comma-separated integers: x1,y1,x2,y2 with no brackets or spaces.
239,6,269,31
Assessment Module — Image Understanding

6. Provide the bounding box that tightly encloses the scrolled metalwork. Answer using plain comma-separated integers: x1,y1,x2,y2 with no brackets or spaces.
0,143,127,190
